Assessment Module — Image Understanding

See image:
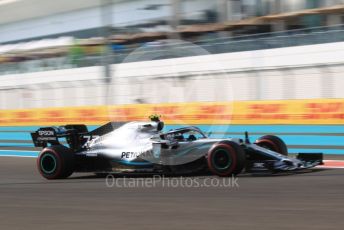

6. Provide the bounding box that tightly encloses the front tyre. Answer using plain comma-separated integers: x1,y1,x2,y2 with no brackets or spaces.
255,135,288,156
37,145,75,179
207,141,245,177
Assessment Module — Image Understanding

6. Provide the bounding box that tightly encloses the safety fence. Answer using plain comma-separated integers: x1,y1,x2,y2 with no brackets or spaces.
1,24,344,76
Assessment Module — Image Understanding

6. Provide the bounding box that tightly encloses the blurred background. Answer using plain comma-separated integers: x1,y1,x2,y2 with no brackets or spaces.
0,0,343,155
0,0,344,106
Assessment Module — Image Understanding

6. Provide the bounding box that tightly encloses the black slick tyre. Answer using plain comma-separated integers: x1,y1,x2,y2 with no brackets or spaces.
37,145,75,179
255,135,288,156
207,141,245,176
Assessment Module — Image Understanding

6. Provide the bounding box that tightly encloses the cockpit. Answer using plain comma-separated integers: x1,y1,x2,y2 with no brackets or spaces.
161,127,207,142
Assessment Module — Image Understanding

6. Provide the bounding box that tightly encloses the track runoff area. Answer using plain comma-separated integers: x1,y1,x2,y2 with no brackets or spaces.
0,156,343,230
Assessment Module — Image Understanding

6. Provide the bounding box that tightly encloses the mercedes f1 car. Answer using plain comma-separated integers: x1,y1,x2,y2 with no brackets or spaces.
31,116,323,179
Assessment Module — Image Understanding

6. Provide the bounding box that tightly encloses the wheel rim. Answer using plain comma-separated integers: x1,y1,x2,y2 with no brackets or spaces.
212,148,232,170
40,153,57,174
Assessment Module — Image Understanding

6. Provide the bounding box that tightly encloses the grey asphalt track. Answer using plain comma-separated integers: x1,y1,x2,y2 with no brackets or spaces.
0,157,343,230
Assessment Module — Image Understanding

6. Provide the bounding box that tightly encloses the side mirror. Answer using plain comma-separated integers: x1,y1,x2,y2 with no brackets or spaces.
245,131,250,144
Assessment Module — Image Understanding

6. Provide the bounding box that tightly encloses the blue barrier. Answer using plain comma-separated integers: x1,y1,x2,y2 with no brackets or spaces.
0,125,343,156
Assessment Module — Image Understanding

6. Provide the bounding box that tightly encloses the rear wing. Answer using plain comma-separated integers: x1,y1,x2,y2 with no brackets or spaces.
31,125,88,150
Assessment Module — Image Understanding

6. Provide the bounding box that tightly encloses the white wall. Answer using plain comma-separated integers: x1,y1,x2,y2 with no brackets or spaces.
0,41,343,109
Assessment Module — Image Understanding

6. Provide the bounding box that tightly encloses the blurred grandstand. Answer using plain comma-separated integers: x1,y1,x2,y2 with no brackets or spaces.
0,0,344,106
0,0,344,74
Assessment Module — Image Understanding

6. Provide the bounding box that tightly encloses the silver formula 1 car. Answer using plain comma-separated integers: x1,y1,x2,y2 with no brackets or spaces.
31,116,323,179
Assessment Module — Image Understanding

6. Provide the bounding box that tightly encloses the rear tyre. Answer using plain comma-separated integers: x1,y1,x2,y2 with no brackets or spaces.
207,141,246,177
37,145,75,179
255,135,288,156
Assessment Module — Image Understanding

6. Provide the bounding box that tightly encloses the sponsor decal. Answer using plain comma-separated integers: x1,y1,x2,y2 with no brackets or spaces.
0,99,343,126
121,150,154,159
38,130,54,136
37,137,57,141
